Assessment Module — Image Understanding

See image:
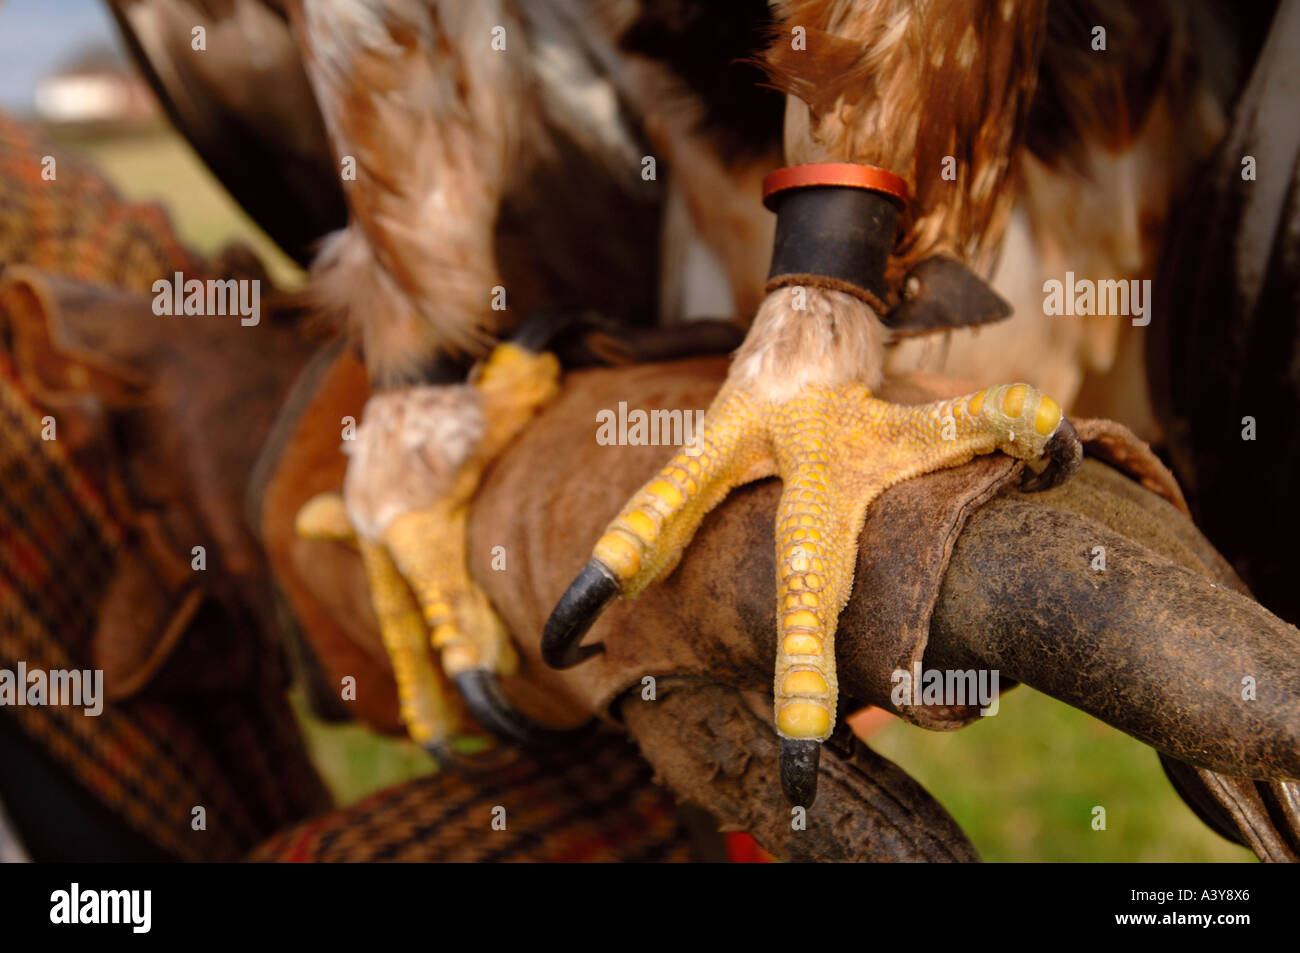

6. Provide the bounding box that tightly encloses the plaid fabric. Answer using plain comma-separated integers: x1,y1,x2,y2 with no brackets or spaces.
0,114,202,290
250,732,695,863
0,115,327,860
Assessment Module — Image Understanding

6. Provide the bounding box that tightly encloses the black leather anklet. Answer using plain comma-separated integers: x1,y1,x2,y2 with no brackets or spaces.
763,163,907,310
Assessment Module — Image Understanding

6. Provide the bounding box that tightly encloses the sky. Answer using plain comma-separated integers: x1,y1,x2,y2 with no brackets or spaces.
0,0,125,114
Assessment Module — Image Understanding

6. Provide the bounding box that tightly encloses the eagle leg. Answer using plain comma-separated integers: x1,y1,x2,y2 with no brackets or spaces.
299,343,587,755
546,320,1080,805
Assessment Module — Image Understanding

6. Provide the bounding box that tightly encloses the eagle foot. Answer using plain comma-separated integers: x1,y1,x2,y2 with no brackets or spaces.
544,376,1081,805
297,343,588,755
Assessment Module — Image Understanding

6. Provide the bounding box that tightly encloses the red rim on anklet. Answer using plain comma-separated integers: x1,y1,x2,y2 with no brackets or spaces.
763,163,907,308
762,162,908,211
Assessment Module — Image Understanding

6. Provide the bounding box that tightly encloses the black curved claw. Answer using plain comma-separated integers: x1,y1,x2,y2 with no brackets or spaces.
542,559,619,669
421,739,516,773
780,738,821,807
1020,416,1083,492
453,669,594,750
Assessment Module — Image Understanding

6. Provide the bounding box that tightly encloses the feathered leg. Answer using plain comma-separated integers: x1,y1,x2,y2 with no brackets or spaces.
287,0,565,751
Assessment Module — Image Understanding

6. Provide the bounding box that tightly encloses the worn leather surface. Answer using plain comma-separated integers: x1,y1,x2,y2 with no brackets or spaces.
468,357,1299,859
468,361,1231,741
882,255,1014,338
621,680,979,861
274,351,1299,775
928,460,1300,779
275,353,1300,859
255,340,407,731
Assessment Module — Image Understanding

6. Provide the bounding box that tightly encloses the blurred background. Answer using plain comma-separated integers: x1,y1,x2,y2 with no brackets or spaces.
0,0,1252,862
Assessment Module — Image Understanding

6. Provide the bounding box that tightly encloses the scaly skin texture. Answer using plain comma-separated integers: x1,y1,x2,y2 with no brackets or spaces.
356,537,462,747
297,344,560,746
593,378,1064,744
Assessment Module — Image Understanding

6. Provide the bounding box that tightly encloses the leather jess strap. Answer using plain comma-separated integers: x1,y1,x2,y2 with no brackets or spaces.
763,162,908,310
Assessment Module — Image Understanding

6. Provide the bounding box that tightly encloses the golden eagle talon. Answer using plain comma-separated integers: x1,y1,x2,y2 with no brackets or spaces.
543,559,618,669
1020,416,1083,492
421,738,520,774
780,738,821,807
453,669,594,749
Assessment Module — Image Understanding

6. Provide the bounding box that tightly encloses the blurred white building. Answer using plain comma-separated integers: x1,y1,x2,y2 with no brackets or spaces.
33,46,155,123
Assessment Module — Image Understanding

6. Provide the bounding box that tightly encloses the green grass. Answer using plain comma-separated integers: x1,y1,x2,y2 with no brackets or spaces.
50,125,1256,860
870,688,1253,862
288,689,435,806
48,122,303,289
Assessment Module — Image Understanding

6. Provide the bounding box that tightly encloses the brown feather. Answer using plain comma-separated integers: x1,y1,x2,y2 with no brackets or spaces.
763,0,1048,289
287,0,541,382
